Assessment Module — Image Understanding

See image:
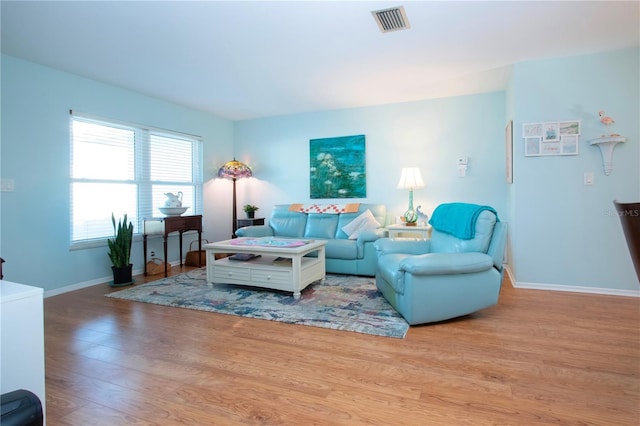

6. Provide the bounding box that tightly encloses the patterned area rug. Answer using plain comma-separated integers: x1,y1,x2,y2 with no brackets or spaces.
106,269,408,338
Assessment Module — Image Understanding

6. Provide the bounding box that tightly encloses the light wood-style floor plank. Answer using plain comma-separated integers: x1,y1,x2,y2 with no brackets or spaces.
44,266,640,425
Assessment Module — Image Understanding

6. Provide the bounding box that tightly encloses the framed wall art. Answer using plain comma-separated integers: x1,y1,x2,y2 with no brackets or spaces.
309,134,366,199
523,120,581,157
506,120,513,183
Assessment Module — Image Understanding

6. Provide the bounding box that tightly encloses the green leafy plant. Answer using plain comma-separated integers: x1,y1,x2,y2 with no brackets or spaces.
107,213,134,268
243,204,259,213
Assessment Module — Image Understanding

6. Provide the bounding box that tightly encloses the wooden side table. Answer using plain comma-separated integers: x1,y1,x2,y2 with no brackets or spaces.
237,217,265,228
143,215,202,277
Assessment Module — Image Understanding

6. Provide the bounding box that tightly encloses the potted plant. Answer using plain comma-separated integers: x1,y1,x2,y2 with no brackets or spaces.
243,204,259,219
107,213,134,286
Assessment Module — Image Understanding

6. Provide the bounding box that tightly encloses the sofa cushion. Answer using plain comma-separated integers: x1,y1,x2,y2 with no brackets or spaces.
304,214,339,239
269,213,307,238
341,209,381,240
325,239,358,260
430,210,497,253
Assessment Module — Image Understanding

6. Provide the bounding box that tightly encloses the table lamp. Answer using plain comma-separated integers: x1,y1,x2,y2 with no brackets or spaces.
397,167,424,226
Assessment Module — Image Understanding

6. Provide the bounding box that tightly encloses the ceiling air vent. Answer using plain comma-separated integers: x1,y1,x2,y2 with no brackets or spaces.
372,6,410,33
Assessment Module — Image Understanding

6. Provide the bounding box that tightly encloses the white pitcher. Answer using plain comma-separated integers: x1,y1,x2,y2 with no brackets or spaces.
163,192,183,208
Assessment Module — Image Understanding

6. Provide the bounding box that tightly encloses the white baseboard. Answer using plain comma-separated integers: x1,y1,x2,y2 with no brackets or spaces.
44,261,182,298
504,266,640,297
44,274,116,298
45,263,640,299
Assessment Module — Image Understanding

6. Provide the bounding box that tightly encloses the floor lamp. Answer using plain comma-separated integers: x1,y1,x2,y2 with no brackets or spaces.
218,159,253,238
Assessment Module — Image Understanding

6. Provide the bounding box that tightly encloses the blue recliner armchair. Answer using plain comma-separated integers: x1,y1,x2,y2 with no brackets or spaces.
374,203,507,325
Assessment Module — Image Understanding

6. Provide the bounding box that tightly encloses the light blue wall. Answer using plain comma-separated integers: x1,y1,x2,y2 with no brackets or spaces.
0,55,234,291
234,93,507,228
2,48,637,295
509,47,639,292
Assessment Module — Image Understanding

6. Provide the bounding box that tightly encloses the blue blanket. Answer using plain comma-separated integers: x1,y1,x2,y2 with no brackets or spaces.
428,203,498,240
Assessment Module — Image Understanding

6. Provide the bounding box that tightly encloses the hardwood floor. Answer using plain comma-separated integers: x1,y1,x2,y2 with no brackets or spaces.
44,267,639,425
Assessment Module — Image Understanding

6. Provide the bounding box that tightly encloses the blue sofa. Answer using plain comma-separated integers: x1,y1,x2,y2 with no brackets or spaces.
235,204,387,276
375,204,507,325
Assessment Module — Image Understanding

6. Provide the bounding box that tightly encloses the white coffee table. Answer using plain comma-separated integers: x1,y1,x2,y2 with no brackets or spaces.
204,237,327,299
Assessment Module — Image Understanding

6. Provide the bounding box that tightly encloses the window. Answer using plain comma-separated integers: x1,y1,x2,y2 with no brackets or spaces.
70,113,203,247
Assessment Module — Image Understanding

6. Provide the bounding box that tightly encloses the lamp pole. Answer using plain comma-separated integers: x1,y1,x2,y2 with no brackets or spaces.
231,177,238,238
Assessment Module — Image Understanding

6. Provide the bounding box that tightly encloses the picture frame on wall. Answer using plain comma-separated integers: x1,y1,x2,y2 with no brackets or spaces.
523,120,581,157
560,135,578,154
309,134,366,199
559,121,580,135
525,137,541,156
523,123,542,138
543,122,560,141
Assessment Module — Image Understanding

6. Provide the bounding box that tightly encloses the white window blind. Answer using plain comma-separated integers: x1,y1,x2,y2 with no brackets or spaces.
70,113,203,246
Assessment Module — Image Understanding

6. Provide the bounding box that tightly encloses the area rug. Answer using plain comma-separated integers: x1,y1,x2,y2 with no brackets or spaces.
106,269,408,338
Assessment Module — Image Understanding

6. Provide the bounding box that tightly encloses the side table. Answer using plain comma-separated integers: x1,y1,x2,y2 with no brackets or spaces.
386,223,432,239
143,215,203,277
237,217,265,228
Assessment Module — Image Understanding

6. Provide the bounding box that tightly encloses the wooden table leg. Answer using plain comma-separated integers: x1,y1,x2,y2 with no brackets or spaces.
198,231,202,267
143,235,148,276
163,236,169,277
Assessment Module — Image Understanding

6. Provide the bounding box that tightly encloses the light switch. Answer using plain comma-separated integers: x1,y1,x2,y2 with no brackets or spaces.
0,179,15,192
584,172,594,186
457,157,468,177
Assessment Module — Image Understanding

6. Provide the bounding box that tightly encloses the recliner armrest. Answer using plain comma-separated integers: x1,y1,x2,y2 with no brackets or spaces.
400,252,493,276
374,237,431,256
234,225,275,238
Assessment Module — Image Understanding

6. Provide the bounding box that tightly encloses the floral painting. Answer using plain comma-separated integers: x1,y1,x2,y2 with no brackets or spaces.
309,134,366,199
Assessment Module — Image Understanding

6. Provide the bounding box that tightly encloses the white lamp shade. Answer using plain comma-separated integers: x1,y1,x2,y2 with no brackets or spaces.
397,167,425,189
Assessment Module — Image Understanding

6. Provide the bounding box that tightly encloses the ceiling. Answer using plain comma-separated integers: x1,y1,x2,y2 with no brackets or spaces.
2,1,638,121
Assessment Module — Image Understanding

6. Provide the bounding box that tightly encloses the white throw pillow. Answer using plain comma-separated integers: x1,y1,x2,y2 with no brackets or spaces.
342,209,381,240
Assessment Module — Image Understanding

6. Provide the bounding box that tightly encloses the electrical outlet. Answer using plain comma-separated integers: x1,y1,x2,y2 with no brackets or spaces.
148,250,156,258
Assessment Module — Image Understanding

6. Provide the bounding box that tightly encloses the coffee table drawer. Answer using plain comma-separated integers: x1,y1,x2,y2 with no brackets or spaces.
251,269,291,285
214,265,251,282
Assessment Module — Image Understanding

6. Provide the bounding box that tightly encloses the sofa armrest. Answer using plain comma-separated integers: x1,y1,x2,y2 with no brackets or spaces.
357,227,388,243
374,237,431,256
234,225,274,238
353,228,388,258
400,252,493,276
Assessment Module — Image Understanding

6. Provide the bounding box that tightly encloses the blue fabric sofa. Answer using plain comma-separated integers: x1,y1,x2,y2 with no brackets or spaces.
374,203,507,325
235,204,387,276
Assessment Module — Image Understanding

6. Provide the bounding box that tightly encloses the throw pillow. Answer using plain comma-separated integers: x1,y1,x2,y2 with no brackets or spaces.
341,209,381,240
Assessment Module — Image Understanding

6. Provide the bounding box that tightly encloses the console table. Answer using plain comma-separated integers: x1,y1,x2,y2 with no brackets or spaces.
143,215,202,277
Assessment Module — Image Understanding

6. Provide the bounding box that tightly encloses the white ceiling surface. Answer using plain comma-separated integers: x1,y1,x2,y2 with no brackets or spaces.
2,1,638,121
